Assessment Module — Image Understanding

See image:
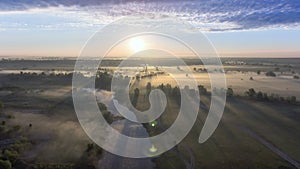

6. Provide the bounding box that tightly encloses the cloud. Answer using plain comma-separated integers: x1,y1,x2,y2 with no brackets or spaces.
0,0,299,32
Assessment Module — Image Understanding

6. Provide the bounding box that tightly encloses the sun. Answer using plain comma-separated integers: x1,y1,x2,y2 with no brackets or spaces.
129,38,145,53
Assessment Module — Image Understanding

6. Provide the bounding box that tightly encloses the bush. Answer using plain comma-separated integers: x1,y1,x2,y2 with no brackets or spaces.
0,160,12,169
293,75,299,79
245,88,256,97
256,91,263,100
266,71,276,77
4,150,19,162
287,96,297,104
257,70,261,75
198,85,207,94
263,93,268,100
227,88,234,97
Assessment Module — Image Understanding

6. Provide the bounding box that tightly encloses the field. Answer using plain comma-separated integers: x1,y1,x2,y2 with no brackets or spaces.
0,58,299,169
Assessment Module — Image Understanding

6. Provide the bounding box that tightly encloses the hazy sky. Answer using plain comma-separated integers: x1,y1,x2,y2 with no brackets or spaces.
0,0,299,58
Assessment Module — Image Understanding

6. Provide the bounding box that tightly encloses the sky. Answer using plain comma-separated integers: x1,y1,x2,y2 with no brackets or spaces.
0,0,299,58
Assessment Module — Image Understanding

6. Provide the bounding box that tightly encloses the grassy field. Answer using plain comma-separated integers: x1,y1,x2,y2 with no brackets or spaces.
133,76,299,169
0,58,299,169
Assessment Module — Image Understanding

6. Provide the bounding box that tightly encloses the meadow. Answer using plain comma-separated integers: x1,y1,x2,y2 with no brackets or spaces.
0,58,299,169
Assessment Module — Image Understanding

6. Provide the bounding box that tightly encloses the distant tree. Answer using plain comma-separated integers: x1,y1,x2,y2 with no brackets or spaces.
4,150,19,163
256,91,263,100
98,103,107,111
197,85,207,94
257,70,261,75
274,94,280,101
171,86,181,105
132,88,140,107
0,159,12,169
227,88,234,97
269,93,275,101
86,143,94,152
146,82,152,96
13,125,21,131
291,96,297,103
0,101,3,109
246,88,256,97
95,72,112,90
165,84,172,95
158,84,165,91
287,96,297,104
136,75,140,81
263,93,269,100
266,71,276,77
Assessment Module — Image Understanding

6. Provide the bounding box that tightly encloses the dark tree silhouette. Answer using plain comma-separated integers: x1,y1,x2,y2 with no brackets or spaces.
227,88,234,97
246,88,256,97
132,88,140,107
146,82,151,96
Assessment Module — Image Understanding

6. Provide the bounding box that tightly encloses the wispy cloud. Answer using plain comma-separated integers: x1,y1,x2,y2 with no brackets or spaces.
0,0,299,32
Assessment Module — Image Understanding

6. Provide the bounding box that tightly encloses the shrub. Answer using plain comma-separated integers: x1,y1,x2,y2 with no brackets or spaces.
291,96,297,103
198,85,207,94
0,160,12,169
227,88,234,97
257,70,261,75
4,150,19,162
246,88,256,97
263,93,269,100
287,96,297,104
293,75,299,79
266,71,276,77
256,91,263,100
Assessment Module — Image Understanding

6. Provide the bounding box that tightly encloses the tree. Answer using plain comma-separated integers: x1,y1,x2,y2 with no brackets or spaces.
132,88,140,107
158,83,165,91
171,86,181,105
165,84,172,95
256,91,263,100
227,88,234,97
263,93,269,100
257,70,261,75
291,96,297,104
287,96,297,104
246,88,256,97
0,160,12,169
146,82,151,96
266,71,276,77
197,85,207,94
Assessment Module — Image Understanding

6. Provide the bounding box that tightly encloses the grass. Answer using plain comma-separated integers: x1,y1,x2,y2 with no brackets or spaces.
135,87,299,169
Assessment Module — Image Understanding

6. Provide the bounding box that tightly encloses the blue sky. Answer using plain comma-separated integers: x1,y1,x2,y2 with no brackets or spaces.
0,0,299,58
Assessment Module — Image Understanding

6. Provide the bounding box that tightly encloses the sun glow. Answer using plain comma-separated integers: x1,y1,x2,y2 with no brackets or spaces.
129,38,145,53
